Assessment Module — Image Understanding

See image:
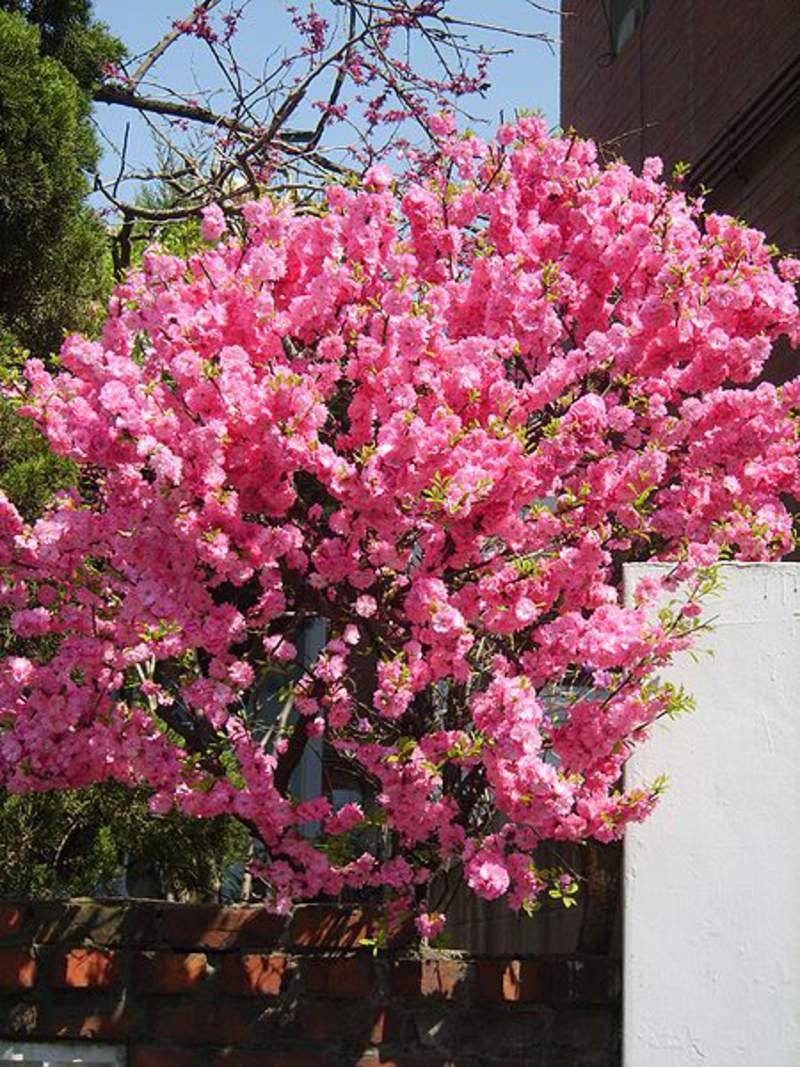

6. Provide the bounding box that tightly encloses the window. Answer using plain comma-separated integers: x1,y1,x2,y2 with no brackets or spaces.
0,1045,125,1067
609,0,651,55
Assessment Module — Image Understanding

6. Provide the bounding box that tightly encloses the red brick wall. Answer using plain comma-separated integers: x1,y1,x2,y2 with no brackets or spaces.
0,900,620,1066
561,1,800,254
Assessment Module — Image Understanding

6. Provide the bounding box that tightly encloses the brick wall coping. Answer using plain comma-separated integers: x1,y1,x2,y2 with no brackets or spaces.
0,900,621,1066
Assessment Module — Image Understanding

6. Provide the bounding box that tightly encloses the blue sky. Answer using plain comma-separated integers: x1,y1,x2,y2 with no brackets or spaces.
91,0,561,195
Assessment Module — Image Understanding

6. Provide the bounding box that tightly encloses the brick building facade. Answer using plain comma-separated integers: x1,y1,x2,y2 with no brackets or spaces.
561,1,800,256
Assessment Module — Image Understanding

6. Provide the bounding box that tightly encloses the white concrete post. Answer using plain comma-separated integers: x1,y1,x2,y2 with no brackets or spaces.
623,563,800,1066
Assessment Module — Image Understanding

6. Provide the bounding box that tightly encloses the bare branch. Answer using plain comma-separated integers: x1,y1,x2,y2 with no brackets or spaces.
90,0,556,228
307,0,359,149
128,0,226,89
94,83,314,143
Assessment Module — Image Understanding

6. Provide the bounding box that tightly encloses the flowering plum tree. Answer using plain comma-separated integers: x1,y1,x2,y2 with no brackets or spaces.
1,117,799,932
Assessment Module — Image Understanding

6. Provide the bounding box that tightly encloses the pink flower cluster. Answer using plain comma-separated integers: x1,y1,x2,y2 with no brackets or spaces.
1,118,798,925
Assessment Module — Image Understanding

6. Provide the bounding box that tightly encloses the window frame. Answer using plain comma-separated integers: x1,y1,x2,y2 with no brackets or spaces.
608,0,651,57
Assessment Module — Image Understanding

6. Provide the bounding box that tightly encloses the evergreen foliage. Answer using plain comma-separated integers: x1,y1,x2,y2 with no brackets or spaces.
0,9,114,360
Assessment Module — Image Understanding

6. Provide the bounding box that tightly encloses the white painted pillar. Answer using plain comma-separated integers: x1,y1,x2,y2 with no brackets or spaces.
623,563,800,1067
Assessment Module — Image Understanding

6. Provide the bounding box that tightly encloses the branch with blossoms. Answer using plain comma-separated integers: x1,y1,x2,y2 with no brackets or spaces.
2,118,799,936
92,0,556,270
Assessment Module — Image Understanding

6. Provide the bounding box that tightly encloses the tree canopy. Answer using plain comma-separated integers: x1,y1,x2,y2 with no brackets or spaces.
2,119,798,931
0,9,116,360
0,0,123,86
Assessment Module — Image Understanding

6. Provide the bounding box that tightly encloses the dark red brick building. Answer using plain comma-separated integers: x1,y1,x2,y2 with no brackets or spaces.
561,1,800,259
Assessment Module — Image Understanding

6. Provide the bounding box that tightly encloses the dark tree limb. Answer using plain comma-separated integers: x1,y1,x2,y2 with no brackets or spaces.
93,84,314,143
273,714,310,796
128,0,226,90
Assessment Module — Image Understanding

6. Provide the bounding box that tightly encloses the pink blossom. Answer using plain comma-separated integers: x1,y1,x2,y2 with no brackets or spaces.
466,855,511,901
1,119,797,927
363,163,392,191
355,595,377,618
324,802,364,835
415,911,447,939
263,635,297,662
200,203,227,242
